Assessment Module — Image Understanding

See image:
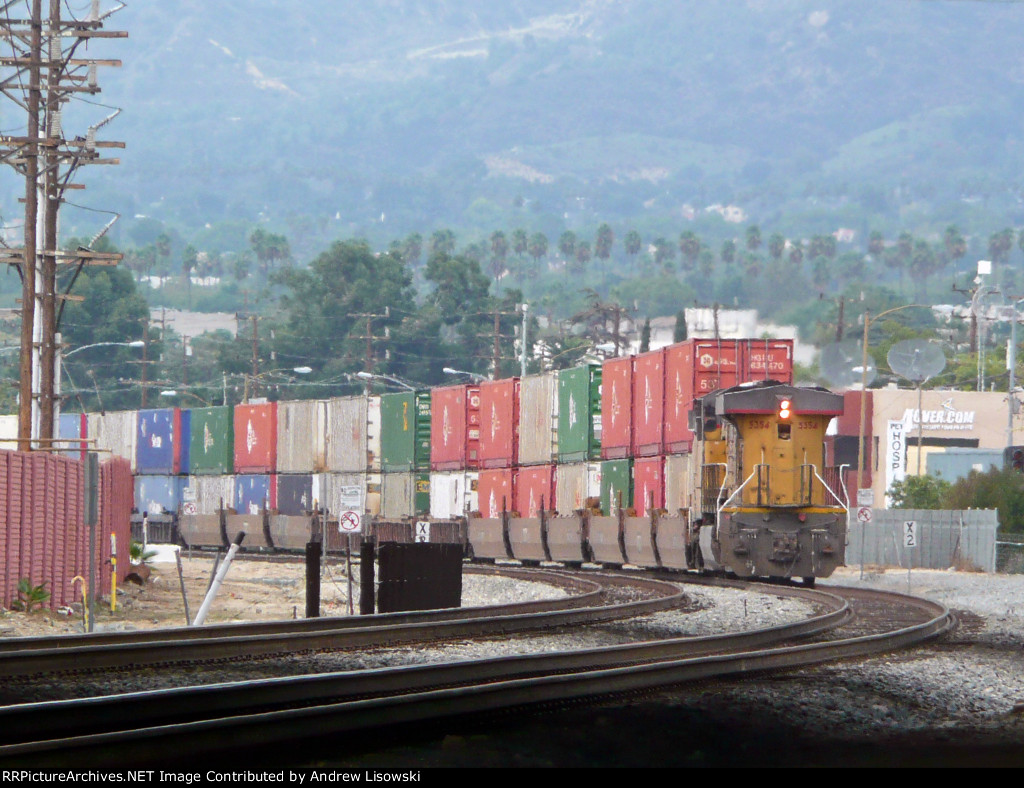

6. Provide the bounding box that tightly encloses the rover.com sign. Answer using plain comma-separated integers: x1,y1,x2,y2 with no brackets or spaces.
900,398,975,432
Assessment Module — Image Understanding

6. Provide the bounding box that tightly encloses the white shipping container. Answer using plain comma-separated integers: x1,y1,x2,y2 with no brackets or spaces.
0,414,17,448
517,372,558,466
664,453,694,515
277,399,328,472
326,396,381,472
324,472,382,517
554,462,602,514
185,475,235,514
429,471,479,519
87,410,137,472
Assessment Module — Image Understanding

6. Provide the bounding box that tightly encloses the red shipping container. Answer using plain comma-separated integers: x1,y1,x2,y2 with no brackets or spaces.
692,339,740,395
478,378,520,469
515,464,555,517
663,343,696,453
741,338,794,384
633,456,665,517
601,356,634,459
431,384,482,470
477,468,515,518
233,403,278,473
632,349,666,457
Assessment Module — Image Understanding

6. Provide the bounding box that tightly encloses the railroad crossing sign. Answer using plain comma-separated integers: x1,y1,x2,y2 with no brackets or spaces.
415,521,431,543
904,521,917,548
339,510,362,534
856,506,873,523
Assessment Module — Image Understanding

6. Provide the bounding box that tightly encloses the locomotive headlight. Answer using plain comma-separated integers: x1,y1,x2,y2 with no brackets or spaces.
778,398,792,420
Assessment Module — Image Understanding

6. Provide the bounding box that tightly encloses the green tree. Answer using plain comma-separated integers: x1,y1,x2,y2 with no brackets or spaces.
989,228,1014,266
674,309,688,342
653,237,675,272
887,475,952,509
489,230,509,285
768,233,786,263
59,244,150,411
181,244,198,308
946,467,1024,534
275,239,413,388
639,317,651,353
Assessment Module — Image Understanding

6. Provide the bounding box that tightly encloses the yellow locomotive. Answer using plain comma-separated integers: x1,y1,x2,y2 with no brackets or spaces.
691,381,848,583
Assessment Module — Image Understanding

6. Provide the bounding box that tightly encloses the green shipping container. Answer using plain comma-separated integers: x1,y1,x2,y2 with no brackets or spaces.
189,406,234,475
558,364,602,462
600,459,633,516
381,391,432,471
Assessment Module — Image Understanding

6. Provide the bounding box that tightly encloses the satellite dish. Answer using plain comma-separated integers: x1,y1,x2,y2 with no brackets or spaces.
887,339,946,383
820,339,876,389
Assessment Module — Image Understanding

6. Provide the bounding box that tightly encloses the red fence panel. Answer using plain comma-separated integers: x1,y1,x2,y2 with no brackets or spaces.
0,449,128,612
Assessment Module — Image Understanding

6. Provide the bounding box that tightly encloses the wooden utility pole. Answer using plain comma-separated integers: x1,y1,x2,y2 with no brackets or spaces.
140,322,149,407
250,315,260,399
352,308,389,393
0,1,126,449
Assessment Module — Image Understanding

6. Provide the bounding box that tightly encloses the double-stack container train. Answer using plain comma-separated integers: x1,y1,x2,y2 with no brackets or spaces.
72,336,850,582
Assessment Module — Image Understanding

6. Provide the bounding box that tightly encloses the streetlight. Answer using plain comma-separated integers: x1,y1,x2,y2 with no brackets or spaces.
57,340,146,426
243,366,312,403
159,389,212,407
63,339,145,359
442,367,486,382
355,371,417,391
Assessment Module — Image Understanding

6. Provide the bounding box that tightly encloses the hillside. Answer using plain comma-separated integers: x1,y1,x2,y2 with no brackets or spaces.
28,0,1024,251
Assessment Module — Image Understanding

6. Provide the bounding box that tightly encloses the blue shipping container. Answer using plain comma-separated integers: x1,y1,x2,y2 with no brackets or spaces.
277,474,313,515
136,408,179,475
235,474,274,515
178,409,191,475
134,475,187,516
58,412,87,460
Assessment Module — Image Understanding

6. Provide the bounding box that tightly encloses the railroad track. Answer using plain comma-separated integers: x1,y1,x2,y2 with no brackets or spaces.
0,576,951,767
0,566,682,677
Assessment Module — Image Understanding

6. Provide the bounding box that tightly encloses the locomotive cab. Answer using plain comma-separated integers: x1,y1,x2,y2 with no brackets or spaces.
693,381,847,581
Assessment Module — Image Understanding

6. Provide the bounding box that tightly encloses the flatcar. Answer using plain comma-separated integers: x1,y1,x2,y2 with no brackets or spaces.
690,381,848,583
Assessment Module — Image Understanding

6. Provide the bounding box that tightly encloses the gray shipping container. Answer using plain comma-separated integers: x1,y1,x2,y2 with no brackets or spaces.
326,396,382,472
517,372,558,466
381,472,430,518
184,475,235,515
926,449,1004,483
554,462,602,514
664,454,694,515
87,410,137,472
324,472,382,517
277,399,328,472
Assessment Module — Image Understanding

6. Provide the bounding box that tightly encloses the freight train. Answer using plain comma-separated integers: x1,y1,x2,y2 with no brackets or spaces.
79,338,850,582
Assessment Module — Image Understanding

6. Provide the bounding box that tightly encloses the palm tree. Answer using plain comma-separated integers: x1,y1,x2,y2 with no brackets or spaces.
573,241,591,273
679,231,701,271
867,231,885,257
558,231,577,264
721,239,737,266
429,229,457,257
490,230,509,287
653,238,676,272
909,240,938,301
624,230,642,258
768,233,786,263
528,232,548,273
745,225,762,254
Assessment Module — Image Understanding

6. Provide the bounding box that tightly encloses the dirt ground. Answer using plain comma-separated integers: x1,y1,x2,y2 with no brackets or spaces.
0,547,359,638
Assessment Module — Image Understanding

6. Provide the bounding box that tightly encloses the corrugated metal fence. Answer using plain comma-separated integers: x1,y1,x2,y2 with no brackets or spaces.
847,509,998,572
0,451,132,611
